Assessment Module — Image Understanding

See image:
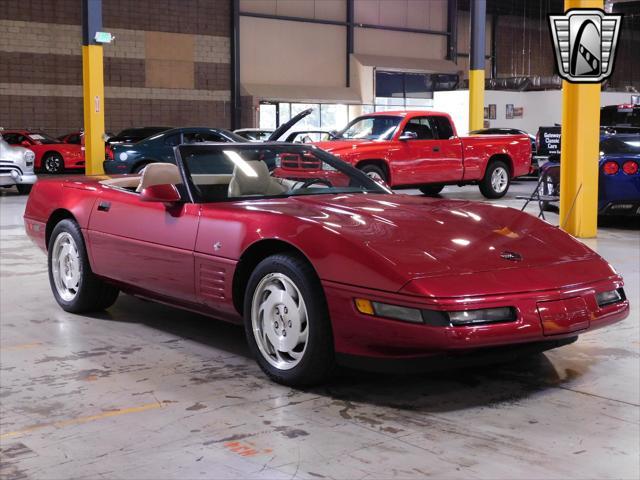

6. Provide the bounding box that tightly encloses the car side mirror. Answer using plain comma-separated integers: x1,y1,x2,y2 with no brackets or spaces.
399,131,418,141
21,140,31,147
140,184,181,204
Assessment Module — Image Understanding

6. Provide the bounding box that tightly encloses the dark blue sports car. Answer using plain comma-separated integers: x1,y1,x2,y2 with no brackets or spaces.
540,134,640,216
103,127,246,174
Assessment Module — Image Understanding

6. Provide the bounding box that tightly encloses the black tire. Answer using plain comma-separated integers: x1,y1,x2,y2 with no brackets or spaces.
48,219,119,313
243,253,334,386
479,160,511,199
358,164,387,184
42,153,64,174
419,184,444,196
16,184,32,195
132,162,150,174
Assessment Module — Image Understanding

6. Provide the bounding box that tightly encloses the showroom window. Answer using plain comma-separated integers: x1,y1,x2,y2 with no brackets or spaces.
374,70,457,110
259,102,356,132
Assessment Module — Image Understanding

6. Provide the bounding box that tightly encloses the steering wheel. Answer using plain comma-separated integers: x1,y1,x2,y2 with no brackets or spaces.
297,178,333,189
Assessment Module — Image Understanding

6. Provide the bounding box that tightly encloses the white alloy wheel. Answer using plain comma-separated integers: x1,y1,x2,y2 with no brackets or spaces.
491,166,509,194
251,272,309,370
51,232,81,301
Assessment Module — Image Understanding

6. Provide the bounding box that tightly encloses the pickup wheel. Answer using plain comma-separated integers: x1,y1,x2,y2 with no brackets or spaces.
359,164,387,184
244,253,334,387
480,160,511,199
419,185,444,196
48,219,119,313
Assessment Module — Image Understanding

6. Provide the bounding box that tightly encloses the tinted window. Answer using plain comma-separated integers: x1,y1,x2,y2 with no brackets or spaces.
403,117,434,140
2,133,23,145
430,116,454,139
600,137,640,154
164,134,181,146
184,131,228,143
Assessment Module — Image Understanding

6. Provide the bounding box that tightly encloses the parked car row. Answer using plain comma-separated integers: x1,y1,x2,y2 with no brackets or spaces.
101,109,532,198
2,106,533,201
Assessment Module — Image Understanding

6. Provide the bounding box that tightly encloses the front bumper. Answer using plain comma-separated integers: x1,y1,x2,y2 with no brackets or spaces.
323,276,629,360
599,201,640,216
0,170,37,186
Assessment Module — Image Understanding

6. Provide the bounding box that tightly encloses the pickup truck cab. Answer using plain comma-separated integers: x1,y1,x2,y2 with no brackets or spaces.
314,111,531,198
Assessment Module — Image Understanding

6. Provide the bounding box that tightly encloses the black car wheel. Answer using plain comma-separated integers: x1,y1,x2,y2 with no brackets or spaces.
43,153,64,174
16,184,32,195
479,160,511,199
419,185,444,196
244,253,334,387
48,219,119,313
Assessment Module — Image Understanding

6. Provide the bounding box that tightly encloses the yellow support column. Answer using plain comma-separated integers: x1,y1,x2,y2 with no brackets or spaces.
559,0,603,238
469,70,485,132
82,45,105,175
468,0,486,132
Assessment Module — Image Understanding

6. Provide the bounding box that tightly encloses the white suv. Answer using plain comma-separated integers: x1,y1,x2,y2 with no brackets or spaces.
0,133,37,194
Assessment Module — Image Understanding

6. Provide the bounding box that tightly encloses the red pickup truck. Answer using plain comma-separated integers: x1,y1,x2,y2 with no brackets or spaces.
314,111,532,198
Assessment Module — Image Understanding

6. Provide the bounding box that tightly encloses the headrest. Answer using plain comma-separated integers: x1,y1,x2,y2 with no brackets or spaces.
136,163,182,193
228,160,286,197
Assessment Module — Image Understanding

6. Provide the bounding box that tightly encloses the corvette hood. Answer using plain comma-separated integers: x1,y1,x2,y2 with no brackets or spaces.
283,194,599,282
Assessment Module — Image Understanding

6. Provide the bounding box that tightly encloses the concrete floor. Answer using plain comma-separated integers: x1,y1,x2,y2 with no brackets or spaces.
1,180,638,480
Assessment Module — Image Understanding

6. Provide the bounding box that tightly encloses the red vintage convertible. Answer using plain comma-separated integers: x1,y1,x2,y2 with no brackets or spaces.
24,144,629,386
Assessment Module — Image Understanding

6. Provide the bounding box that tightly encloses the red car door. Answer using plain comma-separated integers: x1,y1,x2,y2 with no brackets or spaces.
391,116,463,185
87,187,200,303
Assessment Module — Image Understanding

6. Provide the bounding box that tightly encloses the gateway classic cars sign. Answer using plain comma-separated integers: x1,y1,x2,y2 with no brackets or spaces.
549,9,622,83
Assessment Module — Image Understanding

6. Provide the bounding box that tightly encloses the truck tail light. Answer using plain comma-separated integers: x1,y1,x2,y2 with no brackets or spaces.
602,161,619,175
622,161,638,175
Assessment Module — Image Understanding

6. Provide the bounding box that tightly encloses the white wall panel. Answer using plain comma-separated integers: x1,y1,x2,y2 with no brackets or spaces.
240,17,345,87
355,0,447,31
355,27,447,59
240,0,346,22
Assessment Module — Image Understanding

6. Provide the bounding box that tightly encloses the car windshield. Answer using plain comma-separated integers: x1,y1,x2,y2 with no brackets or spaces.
336,116,401,141
178,144,389,203
28,132,60,144
600,137,640,154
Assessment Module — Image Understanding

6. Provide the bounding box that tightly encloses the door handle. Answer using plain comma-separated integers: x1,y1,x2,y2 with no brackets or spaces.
97,201,111,212
432,146,440,152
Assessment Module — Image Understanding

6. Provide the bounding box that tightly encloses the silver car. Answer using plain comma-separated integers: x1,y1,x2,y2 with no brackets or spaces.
0,134,37,194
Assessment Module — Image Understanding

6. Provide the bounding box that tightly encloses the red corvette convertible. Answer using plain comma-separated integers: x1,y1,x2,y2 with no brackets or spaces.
2,129,84,174
24,144,629,385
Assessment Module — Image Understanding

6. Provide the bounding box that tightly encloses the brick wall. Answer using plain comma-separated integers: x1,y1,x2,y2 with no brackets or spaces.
0,0,232,137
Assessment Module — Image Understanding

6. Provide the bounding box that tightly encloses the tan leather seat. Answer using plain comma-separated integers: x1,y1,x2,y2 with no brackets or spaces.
136,163,182,193
228,160,287,198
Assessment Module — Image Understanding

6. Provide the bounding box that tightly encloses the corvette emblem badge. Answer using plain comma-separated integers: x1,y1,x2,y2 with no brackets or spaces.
548,9,622,83
501,251,523,262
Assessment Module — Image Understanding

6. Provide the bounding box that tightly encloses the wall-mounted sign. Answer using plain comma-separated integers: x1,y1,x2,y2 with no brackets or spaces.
513,107,524,118
489,104,496,119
